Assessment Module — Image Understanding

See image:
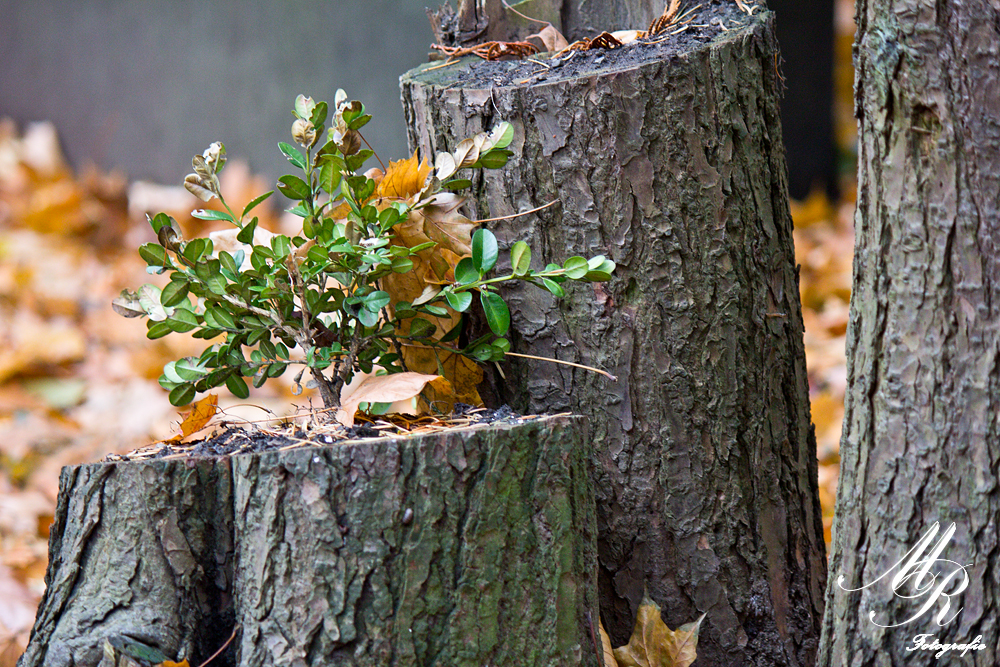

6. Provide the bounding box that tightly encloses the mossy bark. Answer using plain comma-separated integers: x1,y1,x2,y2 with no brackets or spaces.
818,1,1000,665
401,10,826,666
19,416,599,667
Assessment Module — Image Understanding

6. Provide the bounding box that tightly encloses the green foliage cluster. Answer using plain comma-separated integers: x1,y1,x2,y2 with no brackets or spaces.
114,93,614,411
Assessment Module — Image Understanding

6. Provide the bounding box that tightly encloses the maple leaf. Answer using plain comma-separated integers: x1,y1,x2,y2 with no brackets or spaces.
613,595,705,667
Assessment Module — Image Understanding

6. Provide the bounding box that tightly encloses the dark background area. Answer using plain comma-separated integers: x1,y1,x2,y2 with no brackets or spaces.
0,0,435,184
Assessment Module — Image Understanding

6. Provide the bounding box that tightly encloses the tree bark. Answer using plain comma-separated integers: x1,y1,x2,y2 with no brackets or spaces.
19,416,599,667
818,1,1000,665
401,8,826,666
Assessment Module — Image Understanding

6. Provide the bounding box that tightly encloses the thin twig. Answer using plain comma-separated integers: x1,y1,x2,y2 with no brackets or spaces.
503,351,618,380
196,625,239,667
400,343,617,381
425,57,460,71
501,0,550,26
356,131,386,172
476,200,558,224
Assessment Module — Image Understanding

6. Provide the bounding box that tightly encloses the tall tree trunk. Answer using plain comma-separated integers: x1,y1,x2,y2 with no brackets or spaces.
818,0,1000,665
401,8,827,665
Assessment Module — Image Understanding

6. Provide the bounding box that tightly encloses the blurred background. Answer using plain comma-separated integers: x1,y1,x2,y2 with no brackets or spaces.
0,0,856,660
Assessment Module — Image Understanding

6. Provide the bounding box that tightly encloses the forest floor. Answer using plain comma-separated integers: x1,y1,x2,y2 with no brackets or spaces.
0,122,854,663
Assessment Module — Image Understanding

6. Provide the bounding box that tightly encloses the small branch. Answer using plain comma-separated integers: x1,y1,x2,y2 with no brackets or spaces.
503,351,617,380
195,625,239,667
356,131,386,172
476,200,558,224
401,343,617,381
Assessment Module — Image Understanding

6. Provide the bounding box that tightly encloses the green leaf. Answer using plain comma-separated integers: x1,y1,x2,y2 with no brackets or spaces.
480,291,510,336
207,306,236,329
408,318,437,339
277,174,311,200
149,212,174,234
364,290,391,312
584,258,616,282
192,208,235,223
442,178,473,191
491,121,514,149
348,114,372,131
541,277,565,297
310,101,328,126
278,142,307,169
219,251,239,276
147,321,173,339
242,190,274,218
271,234,292,258
455,257,479,285
356,308,379,327
511,241,531,276
562,256,589,280
421,304,449,317
184,238,210,263
205,273,227,295
166,309,199,333
440,320,463,343
138,243,169,267
445,290,473,312
391,257,414,273
237,217,258,244
408,241,437,253
226,374,250,399
168,383,197,406
175,357,208,381
477,149,510,169
319,160,342,194
160,280,189,307
471,228,499,273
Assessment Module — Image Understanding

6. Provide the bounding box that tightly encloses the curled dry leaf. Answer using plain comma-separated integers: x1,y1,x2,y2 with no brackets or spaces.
335,371,440,427
527,24,570,52
613,594,704,667
168,393,219,442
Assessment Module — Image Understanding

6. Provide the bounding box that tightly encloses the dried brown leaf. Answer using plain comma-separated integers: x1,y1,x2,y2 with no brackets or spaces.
528,25,570,52
613,595,704,667
600,620,619,667
170,393,219,441
335,372,440,427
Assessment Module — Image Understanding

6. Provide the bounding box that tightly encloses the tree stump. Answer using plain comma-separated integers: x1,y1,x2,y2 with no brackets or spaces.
19,416,600,667
401,5,827,665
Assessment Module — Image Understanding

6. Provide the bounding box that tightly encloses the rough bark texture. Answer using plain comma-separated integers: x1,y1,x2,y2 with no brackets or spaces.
16,459,234,667
428,0,664,46
818,1,1000,665
401,11,826,667
19,417,599,667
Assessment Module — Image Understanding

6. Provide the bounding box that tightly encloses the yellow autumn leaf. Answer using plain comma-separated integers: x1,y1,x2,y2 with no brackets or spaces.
335,371,440,427
169,393,219,441
374,152,431,200
600,620,620,667
613,595,704,667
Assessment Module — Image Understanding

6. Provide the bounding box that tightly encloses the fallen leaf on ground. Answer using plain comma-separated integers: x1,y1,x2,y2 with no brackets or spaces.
613,594,704,667
335,372,440,427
